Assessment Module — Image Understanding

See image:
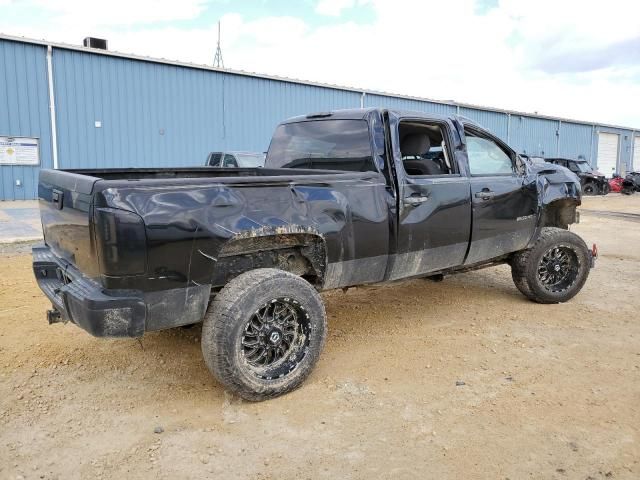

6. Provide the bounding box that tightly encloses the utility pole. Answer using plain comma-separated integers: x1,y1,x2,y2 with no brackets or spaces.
213,21,224,68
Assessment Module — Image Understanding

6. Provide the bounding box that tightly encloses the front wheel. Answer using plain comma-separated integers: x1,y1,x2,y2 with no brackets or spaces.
582,182,596,195
201,268,327,401
510,227,591,304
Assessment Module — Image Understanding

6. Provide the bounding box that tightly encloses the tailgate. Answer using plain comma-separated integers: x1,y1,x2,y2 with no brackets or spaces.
38,169,101,278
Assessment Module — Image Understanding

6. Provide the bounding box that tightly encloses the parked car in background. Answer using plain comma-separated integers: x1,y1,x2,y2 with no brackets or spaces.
626,172,640,192
545,158,609,195
609,174,636,195
206,151,266,168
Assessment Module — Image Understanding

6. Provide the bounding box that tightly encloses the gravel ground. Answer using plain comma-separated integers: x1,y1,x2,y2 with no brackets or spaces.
0,195,639,480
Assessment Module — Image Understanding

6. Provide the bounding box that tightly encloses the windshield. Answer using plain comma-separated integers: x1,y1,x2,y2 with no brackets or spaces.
235,153,265,168
573,162,593,173
266,119,376,172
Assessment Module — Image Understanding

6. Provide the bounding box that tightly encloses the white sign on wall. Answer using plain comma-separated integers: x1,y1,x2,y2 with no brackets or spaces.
0,136,40,165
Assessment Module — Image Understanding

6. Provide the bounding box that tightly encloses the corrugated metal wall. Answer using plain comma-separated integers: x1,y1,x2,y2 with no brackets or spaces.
53,49,362,168
222,75,361,153
0,40,52,200
364,93,457,116
558,122,594,161
509,115,560,158
459,108,509,141
0,37,637,200
54,49,228,169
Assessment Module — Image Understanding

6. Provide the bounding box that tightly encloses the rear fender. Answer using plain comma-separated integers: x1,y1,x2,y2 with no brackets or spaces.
205,227,328,288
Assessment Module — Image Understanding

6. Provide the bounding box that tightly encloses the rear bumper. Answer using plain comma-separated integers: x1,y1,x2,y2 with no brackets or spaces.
32,245,210,338
33,245,146,337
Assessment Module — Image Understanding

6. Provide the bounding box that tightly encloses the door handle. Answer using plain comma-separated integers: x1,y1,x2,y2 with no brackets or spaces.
475,190,495,200
403,195,429,206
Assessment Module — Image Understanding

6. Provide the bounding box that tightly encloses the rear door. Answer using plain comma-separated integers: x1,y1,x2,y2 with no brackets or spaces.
463,126,538,265
387,115,472,280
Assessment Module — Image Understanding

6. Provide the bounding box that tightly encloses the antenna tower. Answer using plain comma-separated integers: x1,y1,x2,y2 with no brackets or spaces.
213,21,224,68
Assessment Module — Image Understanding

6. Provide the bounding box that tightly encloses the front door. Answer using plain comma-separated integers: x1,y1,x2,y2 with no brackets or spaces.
463,127,538,265
387,117,472,280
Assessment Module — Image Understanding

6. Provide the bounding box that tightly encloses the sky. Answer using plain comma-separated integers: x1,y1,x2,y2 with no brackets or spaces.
1,0,639,127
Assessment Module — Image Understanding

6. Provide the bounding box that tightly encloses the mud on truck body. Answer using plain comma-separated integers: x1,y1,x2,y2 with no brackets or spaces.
33,108,595,400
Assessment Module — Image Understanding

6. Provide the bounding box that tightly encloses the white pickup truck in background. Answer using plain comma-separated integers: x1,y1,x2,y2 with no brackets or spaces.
205,151,265,168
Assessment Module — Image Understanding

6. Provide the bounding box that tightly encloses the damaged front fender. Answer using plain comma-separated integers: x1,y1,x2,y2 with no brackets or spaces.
525,161,582,234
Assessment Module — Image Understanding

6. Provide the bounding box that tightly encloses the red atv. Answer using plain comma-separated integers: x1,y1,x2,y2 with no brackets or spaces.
608,174,635,195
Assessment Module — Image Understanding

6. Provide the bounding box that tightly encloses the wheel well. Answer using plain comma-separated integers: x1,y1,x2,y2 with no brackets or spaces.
211,234,327,288
540,199,579,230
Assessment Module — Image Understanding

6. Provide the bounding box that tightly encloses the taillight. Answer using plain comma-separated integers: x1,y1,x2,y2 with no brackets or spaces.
94,207,146,276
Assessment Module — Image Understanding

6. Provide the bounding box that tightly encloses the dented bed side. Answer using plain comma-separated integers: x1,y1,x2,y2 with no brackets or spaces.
95,171,392,294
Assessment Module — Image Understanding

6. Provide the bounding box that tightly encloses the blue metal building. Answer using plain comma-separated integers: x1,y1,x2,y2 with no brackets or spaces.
1,34,638,200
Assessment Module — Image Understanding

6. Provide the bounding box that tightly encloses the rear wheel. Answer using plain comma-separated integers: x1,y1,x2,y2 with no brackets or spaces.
601,182,610,195
510,227,590,304
201,268,327,401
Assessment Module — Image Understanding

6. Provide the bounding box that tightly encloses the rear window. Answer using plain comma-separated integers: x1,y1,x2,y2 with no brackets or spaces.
266,120,376,172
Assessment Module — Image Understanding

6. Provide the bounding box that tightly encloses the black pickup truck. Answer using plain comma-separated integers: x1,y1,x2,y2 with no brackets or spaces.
33,108,594,401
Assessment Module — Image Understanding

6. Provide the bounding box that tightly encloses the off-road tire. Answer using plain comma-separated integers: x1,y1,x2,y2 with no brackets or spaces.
201,268,327,401
601,182,610,195
510,227,590,304
582,182,596,195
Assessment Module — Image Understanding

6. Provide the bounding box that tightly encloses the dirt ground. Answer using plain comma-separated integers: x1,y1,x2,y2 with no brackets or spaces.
1,195,639,480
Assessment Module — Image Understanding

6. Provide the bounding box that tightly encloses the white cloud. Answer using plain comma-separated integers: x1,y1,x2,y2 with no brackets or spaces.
1,0,639,126
315,0,356,16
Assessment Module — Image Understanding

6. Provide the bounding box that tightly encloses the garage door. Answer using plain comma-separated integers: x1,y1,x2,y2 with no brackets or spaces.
633,136,640,172
597,132,619,177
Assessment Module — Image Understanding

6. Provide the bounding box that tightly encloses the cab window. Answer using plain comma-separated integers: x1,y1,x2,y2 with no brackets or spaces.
223,154,238,167
465,130,514,175
398,121,454,176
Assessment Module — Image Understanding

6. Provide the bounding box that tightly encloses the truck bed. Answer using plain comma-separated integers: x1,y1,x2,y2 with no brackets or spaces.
69,167,332,180
40,167,364,197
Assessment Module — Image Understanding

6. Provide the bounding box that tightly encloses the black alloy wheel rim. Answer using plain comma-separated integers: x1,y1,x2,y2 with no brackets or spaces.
537,246,580,292
583,184,595,195
241,298,310,380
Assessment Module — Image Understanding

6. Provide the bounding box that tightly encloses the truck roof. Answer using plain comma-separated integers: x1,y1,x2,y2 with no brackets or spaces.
281,108,481,128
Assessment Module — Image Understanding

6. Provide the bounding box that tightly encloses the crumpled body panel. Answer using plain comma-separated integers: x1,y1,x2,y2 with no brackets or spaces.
96,172,391,292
